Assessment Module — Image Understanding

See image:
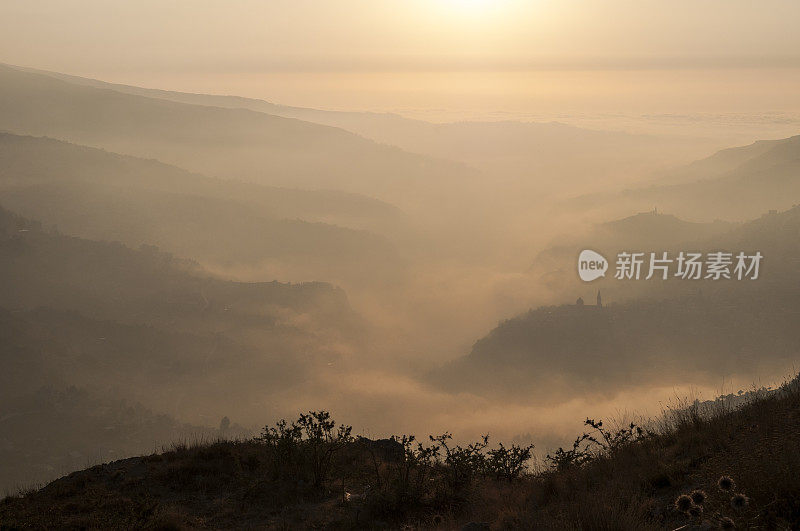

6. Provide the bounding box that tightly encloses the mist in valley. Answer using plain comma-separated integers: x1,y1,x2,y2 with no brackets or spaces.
1,3,800,507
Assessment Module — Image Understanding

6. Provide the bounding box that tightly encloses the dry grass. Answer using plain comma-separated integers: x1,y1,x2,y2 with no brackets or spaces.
2,376,800,529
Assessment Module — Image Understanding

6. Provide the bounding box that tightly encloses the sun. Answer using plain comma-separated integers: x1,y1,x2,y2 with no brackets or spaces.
429,0,515,29
430,0,515,19
450,0,495,11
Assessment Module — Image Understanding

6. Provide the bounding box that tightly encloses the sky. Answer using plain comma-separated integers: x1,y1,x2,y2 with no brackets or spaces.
2,0,800,124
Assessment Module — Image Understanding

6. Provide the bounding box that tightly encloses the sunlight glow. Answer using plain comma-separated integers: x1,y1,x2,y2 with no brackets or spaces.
453,0,495,10
441,0,506,16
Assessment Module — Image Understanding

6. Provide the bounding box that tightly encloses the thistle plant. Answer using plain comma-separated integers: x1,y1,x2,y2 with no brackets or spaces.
689,489,706,505
674,494,693,513
730,493,749,511
674,475,751,529
717,476,735,492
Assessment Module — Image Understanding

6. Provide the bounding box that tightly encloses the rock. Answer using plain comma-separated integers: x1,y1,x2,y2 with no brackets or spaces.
355,436,404,461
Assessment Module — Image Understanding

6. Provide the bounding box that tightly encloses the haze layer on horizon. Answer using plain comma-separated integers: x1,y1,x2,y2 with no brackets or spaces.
2,0,800,136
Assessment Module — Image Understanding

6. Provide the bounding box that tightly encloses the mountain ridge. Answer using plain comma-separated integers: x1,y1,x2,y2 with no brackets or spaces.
0,64,476,212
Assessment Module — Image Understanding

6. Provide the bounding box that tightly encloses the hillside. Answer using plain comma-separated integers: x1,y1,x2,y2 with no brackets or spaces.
0,64,474,213
0,385,229,494
0,206,366,491
435,293,799,402
597,211,734,247
15,64,715,197
2,377,798,529
0,206,350,329
0,304,326,419
626,135,800,221
0,307,253,403
0,304,262,493
0,205,359,405
572,134,800,222
531,210,735,293
0,133,404,283
444,205,800,401
652,136,795,185
0,132,407,233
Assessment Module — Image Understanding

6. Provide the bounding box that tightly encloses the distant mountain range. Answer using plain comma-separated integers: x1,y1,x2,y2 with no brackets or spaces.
0,133,404,284
9,63,715,197
571,134,800,222
0,133,406,231
0,64,474,215
652,136,797,185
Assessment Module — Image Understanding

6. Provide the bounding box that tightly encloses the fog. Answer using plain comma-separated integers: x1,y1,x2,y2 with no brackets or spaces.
2,2,800,496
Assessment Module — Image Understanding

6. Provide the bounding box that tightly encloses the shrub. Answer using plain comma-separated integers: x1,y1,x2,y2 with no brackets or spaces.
546,418,651,470
430,433,489,490
485,443,534,481
256,410,353,488
297,411,353,487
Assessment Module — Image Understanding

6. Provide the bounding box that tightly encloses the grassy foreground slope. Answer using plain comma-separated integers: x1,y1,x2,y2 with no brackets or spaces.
2,376,799,529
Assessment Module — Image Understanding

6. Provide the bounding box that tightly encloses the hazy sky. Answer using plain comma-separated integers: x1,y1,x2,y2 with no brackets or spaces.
3,0,800,70
3,0,800,121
